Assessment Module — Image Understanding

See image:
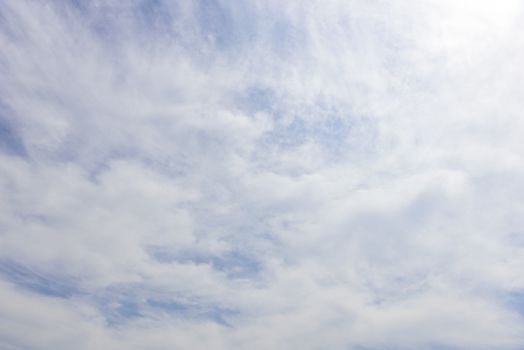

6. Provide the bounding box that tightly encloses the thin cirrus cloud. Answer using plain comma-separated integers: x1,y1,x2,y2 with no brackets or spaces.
1,0,524,349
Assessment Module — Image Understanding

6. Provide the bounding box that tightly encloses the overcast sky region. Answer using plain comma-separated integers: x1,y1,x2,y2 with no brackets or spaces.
2,1,524,349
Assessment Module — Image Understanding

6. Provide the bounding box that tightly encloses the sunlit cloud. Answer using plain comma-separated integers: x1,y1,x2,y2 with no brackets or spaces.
1,1,524,349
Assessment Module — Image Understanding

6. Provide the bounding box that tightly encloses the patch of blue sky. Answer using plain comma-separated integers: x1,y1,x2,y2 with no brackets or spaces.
195,0,257,51
99,298,144,327
0,4,22,43
135,0,173,32
147,298,238,327
52,1,117,43
0,116,27,157
237,86,363,161
270,17,306,60
237,86,279,115
238,86,369,163
211,250,262,279
148,246,262,280
90,284,147,327
259,112,353,159
94,282,239,327
505,290,524,317
56,1,155,50
0,260,79,298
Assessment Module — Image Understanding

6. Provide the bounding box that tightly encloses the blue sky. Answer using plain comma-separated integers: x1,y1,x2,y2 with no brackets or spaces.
1,0,524,349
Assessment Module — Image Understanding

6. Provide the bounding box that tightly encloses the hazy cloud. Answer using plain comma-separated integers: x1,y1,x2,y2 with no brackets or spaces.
1,1,524,349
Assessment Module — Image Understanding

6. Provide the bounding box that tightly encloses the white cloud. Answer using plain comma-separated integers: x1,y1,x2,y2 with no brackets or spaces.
1,0,524,349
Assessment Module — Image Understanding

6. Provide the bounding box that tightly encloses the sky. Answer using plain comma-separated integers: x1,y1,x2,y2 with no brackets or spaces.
1,0,524,349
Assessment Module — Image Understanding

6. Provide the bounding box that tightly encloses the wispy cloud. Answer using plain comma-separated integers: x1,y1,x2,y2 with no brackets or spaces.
1,1,524,349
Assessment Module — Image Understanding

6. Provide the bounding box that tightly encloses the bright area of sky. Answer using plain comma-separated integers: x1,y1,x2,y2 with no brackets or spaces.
1,1,524,349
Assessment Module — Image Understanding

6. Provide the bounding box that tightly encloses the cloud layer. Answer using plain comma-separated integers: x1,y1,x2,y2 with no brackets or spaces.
1,1,524,349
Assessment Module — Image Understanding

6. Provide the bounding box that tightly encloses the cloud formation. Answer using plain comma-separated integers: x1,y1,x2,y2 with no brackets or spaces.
1,1,524,349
